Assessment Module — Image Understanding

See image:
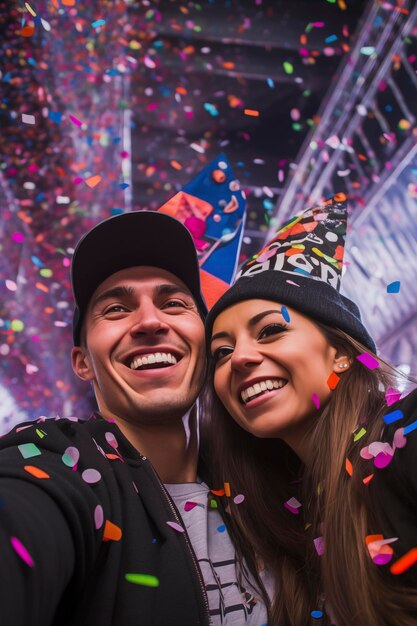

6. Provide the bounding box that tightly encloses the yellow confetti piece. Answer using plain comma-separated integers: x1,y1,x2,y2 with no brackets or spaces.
25,2,37,16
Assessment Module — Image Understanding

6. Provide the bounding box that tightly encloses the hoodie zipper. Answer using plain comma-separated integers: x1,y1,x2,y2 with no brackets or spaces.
142,456,211,626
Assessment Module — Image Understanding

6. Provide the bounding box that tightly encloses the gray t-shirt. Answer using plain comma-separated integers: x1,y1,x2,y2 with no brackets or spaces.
165,481,272,626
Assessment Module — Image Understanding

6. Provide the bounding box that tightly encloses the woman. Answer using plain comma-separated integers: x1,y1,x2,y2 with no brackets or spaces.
203,194,417,626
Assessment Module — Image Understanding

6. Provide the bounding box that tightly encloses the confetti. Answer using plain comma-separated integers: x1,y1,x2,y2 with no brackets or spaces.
82,468,102,484
125,573,159,587
281,306,290,322
22,114,35,125
62,446,80,467
102,520,122,542
18,443,41,459
327,372,340,390
284,497,302,514
166,521,185,533
383,409,404,425
356,353,379,370
233,494,245,504
312,393,321,409
390,548,417,575
24,465,49,479
85,175,102,188
94,505,104,529
387,281,400,293
311,610,323,619
10,537,34,567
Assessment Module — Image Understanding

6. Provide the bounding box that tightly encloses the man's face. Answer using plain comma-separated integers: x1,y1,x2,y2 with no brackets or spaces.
71,266,206,425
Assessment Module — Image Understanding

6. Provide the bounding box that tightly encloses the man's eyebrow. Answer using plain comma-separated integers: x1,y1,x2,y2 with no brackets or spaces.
90,285,135,308
210,309,283,344
155,284,194,300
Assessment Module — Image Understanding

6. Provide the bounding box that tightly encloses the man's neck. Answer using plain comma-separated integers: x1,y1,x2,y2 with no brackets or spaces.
113,407,199,483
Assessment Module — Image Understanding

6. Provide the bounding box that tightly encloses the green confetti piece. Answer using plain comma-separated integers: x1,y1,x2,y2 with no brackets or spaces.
125,573,159,587
209,498,218,509
18,443,41,459
353,427,366,442
283,61,294,75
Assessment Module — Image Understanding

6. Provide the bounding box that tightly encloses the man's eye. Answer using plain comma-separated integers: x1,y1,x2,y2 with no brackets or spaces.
163,299,188,309
211,346,233,364
258,323,287,340
103,305,129,315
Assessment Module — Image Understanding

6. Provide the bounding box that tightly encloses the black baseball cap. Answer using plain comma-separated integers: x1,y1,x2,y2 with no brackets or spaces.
71,211,207,345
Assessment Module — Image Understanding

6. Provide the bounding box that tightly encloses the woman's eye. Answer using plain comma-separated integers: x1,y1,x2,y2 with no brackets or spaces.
211,346,233,364
258,323,287,340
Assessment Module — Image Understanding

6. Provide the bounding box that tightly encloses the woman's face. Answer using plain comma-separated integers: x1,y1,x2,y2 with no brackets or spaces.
210,299,345,455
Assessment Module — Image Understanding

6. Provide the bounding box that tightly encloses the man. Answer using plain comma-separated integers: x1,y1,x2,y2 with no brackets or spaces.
0,211,270,625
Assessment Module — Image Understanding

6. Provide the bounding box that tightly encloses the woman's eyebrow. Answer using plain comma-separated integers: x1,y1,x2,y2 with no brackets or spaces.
211,309,284,344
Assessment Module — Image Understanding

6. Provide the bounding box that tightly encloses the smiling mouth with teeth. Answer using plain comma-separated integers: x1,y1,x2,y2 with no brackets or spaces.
130,352,178,371
240,379,287,404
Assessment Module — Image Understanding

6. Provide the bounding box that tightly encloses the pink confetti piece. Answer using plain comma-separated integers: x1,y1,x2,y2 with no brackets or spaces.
94,505,104,529
385,387,402,406
314,536,325,556
233,494,245,504
312,393,320,409
22,113,35,124
105,432,119,449
374,452,393,469
166,521,185,533
284,497,302,514
10,537,34,567
393,428,407,449
68,114,83,127
356,353,379,370
82,468,102,484
184,501,199,512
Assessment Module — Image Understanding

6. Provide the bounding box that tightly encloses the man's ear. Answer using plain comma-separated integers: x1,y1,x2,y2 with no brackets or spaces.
332,353,352,374
71,346,94,382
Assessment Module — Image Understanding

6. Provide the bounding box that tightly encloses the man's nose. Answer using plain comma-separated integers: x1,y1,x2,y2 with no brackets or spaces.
129,302,169,337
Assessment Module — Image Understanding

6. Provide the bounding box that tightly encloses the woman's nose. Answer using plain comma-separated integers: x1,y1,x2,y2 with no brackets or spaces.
230,340,263,372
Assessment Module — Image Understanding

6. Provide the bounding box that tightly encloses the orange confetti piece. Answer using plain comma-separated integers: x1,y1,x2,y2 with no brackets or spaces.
85,175,102,188
102,520,122,542
363,474,374,485
210,488,225,496
35,282,49,293
105,454,121,460
24,465,50,479
21,25,35,37
390,548,417,575
224,482,231,497
327,372,340,390
345,458,353,476
366,534,384,545
244,109,260,117
170,160,182,170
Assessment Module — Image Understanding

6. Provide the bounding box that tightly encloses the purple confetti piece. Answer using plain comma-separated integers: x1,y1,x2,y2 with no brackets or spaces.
94,505,104,530
313,536,325,556
82,468,102,484
105,432,119,449
373,552,393,565
166,521,185,533
356,353,379,370
374,452,393,469
233,494,245,504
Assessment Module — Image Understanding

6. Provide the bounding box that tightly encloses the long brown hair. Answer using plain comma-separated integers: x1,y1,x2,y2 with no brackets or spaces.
201,323,417,625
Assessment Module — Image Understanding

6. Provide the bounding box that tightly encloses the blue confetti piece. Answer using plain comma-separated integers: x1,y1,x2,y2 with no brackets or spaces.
383,409,404,425
267,78,274,88
203,102,219,117
110,208,124,216
281,306,291,323
217,525,226,533
49,110,62,124
31,255,44,268
119,183,130,190
404,419,417,436
325,35,338,43
3,72,11,83
311,610,323,619
387,281,400,294
91,19,106,28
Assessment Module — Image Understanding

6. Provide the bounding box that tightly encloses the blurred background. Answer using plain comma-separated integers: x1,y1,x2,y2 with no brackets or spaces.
1,0,417,430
